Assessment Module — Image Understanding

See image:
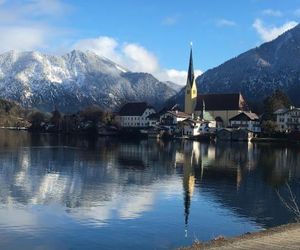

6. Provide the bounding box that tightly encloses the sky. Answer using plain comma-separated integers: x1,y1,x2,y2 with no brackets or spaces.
1,0,300,85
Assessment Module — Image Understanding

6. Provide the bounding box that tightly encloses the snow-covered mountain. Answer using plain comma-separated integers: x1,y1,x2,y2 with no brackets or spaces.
196,23,300,106
0,50,177,112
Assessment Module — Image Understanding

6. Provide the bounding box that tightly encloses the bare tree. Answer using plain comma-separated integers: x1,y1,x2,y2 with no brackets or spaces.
276,182,300,222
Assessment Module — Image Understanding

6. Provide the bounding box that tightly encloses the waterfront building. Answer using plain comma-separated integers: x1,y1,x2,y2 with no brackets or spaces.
118,102,156,128
181,119,216,137
147,113,160,127
217,128,253,141
229,111,261,133
274,106,300,132
160,110,191,126
160,110,191,134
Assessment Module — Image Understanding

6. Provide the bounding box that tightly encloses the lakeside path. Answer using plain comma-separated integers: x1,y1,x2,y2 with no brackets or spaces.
180,223,300,250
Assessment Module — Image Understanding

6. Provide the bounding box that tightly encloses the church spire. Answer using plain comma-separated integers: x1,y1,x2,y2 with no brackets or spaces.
184,42,198,114
187,43,195,88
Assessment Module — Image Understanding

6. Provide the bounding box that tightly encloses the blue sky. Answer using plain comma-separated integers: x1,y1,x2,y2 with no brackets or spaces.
1,0,300,84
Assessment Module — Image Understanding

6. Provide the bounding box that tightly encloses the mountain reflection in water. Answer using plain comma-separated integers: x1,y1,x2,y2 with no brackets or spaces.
0,130,299,250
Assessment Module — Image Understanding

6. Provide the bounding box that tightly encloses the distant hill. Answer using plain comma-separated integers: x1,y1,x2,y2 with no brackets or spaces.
172,24,300,109
0,50,178,112
196,24,300,106
0,99,29,127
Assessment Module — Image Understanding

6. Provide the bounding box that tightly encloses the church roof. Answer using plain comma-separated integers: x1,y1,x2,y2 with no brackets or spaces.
119,102,154,116
195,93,249,111
186,48,195,88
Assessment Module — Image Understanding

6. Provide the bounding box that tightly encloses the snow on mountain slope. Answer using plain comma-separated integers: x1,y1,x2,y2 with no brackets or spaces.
0,50,177,112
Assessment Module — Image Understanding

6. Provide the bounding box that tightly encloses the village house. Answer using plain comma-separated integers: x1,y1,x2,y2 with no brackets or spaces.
217,128,252,141
147,113,160,127
160,110,191,134
274,106,300,132
181,119,215,137
160,110,191,125
118,102,156,128
229,111,261,133
184,46,249,128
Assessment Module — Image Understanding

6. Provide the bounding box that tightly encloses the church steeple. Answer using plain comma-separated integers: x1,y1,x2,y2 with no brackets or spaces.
184,43,198,114
187,45,195,88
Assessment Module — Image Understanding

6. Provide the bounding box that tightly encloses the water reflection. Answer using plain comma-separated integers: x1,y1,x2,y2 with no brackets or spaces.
0,131,299,249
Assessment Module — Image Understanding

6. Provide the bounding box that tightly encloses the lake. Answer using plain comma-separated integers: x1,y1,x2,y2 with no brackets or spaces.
0,130,299,250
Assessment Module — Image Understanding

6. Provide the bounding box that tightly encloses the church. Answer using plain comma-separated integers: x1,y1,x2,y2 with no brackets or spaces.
184,47,249,127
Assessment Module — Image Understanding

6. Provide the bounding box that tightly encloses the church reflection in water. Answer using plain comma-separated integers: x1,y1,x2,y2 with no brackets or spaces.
0,131,300,234
173,139,300,234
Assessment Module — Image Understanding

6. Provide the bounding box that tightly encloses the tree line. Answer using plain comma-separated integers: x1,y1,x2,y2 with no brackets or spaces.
28,105,119,133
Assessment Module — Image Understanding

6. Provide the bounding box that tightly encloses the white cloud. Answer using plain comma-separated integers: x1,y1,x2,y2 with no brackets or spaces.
73,36,202,85
73,36,121,63
253,19,298,42
158,69,203,86
0,0,69,52
216,19,237,27
123,43,159,73
262,9,283,17
0,26,48,52
0,1,200,85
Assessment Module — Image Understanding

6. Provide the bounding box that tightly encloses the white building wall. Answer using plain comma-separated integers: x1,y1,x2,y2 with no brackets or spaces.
183,122,214,136
275,108,300,132
120,108,156,128
230,120,261,133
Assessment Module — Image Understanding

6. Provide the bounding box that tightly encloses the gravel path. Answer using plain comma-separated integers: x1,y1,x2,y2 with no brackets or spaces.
180,223,300,250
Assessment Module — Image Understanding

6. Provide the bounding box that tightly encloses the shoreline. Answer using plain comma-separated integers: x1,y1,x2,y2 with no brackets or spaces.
179,222,300,250
251,137,300,144
2,128,300,145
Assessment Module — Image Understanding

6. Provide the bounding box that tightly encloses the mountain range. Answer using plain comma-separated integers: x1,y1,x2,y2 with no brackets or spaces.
196,23,300,107
2,23,300,113
0,50,178,112
173,24,300,109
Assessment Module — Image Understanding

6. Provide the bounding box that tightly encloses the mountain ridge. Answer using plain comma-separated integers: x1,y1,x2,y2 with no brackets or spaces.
0,50,178,112
195,23,300,106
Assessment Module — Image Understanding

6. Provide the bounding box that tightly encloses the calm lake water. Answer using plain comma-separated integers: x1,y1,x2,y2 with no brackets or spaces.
0,130,299,250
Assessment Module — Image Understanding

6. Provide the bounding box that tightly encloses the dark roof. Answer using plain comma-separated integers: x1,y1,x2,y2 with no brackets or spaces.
186,48,195,88
167,110,191,118
119,102,154,116
158,103,182,115
147,113,160,119
195,93,249,111
229,112,259,121
181,118,209,125
274,107,300,115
